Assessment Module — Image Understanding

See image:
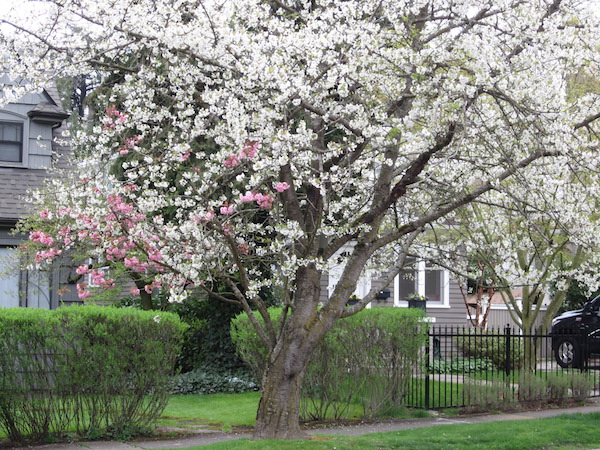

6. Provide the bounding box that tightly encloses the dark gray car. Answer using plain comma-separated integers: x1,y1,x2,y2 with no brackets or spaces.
550,295,600,368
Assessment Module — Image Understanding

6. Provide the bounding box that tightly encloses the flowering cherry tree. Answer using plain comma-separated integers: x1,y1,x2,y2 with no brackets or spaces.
2,0,599,439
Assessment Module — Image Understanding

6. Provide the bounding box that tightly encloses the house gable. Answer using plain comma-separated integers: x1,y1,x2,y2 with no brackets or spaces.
0,80,71,309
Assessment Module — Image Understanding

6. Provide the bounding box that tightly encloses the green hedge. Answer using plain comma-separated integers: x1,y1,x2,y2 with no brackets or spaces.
0,306,185,443
231,307,427,420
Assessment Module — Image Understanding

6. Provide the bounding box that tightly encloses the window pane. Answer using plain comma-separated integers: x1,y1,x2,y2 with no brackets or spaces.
425,269,442,302
0,122,23,162
398,269,416,299
0,247,20,308
0,143,22,162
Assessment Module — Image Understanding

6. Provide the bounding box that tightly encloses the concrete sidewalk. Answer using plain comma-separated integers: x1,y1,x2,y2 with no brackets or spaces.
9,399,600,450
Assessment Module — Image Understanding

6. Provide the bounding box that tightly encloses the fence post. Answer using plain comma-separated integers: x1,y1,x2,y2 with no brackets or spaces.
505,324,511,377
425,333,430,410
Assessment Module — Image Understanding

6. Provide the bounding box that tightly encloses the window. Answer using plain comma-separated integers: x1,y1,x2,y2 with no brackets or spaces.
0,246,52,308
394,259,449,307
0,247,20,307
0,121,23,163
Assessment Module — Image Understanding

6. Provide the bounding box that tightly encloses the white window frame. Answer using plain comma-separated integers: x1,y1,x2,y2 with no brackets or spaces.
0,111,29,168
327,244,372,308
393,260,450,308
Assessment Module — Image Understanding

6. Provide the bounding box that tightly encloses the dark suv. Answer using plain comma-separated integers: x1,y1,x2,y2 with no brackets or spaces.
550,295,600,368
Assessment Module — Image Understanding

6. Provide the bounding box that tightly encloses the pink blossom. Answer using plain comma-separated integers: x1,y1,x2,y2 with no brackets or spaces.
124,256,141,268
125,136,141,148
224,154,240,167
119,148,129,155
105,105,119,116
242,141,259,159
148,250,163,262
39,209,50,219
237,243,249,255
107,247,127,259
255,193,273,209
182,151,191,161
220,204,235,215
30,231,54,246
76,265,89,275
34,247,62,263
57,207,72,216
78,290,91,300
275,182,290,193
240,191,258,202
90,270,106,286
130,287,141,295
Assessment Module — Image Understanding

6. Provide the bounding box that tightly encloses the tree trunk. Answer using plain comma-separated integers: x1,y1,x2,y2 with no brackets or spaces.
253,346,308,440
253,264,337,439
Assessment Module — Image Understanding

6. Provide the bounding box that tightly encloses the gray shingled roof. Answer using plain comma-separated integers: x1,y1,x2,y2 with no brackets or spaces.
0,167,52,221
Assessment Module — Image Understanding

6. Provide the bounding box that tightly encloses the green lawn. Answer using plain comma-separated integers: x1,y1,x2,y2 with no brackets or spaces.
157,392,261,430
164,412,600,449
158,392,431,432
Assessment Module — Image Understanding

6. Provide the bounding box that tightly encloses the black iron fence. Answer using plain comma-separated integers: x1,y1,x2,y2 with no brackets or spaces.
405,326,600,410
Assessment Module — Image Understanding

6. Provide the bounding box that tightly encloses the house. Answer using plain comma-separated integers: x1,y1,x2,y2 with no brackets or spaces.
326,253,549,329
0,78,75,309
326,255,467,326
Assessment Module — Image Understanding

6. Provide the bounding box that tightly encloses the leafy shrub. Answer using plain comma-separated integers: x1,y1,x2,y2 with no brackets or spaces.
230,307,285,382
463,381,517,410
431,357,495,374
570,372,594,402
231,307,427,420
0,306,184,443
119,290,250,374
518,373,547,403
546,373,570,404
455,329,525,370
170,365,258,394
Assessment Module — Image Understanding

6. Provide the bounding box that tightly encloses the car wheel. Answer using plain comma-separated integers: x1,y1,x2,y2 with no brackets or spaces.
554,337,581,368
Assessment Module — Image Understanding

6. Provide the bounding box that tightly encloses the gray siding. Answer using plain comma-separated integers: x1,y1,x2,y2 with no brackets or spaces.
486,305,549,332
426,279,469,326
320,269,471,327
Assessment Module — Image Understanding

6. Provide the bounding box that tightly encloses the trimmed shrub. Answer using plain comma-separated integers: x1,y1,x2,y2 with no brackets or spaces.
546,373,570,404
231,307,427,420
0,306,184,443
518,372,547,403
463,381,517,410
570,372,594,402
